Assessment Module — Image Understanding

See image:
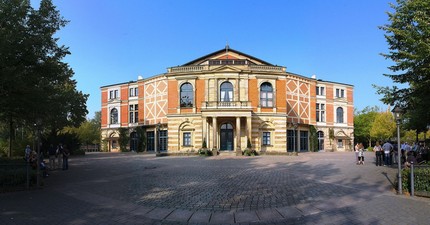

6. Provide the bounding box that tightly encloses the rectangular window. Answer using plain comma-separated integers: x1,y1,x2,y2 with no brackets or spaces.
129,104,138,123
262,132,271,145
287,130,297,152
146,131,154,151
316,103,325,122
316,86,325,96
336,88,345,98
300,131,308,151
129,87,138,97
159,130,168,151
183,132,191,146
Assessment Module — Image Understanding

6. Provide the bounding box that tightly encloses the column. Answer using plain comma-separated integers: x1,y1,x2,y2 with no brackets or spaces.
236,117,241,152
247,116,252,144
202,117,207,148
213,117,217,150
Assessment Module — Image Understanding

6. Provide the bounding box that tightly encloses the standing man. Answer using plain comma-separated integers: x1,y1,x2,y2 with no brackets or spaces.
56,143,63,170
382,140,393,166
62,144,70,170
24,145,31,162
374,141,383,166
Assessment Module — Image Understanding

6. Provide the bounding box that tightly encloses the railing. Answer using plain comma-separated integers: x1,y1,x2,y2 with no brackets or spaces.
201,101,251,109
169,65,208,73
408,163,430,197
168,65,285,73
80,145,100,152
249,65,285,72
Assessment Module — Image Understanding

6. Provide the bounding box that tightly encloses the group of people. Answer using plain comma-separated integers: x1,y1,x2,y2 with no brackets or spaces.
24,143,70,176
354,140,428,167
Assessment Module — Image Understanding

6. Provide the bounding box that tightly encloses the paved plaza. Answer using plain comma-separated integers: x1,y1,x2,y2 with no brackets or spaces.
1,152,429,224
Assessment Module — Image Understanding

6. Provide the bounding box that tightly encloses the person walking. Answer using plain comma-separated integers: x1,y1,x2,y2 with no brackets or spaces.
62,145,70,170
358,143,365,165
56,143,63,170
355,143,360,165
374,141,383,166
382,140,393,166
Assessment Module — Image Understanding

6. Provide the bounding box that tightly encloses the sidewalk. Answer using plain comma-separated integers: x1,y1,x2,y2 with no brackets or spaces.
1,152,429,224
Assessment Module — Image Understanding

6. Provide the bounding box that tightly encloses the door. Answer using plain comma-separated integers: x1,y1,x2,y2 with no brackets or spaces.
317,131,324,151
220,123,234,151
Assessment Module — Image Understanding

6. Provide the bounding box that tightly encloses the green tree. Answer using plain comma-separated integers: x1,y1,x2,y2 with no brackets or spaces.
375,0,430,128
135,126,146,152
0,0,88,157
370,111,396,141
309,125,318,152
354,106,380,147
118,128,129,152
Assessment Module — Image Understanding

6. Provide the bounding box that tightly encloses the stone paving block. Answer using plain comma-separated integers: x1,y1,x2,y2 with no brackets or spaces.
256,208,284,221
131,206,154,216
164,209,194,222
210,211,235,224
234,211,260,223
188,210,211,224
295,203,322,216
276,206,303,219
144,207,174,220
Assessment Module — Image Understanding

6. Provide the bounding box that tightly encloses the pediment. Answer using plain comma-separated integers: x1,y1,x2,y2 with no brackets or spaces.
210,65,243,72
181,47,274,66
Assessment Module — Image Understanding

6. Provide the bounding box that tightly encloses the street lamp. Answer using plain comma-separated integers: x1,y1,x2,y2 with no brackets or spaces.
392,105,403,194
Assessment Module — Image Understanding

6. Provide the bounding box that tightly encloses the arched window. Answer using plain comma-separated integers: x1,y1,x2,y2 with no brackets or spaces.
180,82,193,107
260,82,273,107
110,108,118,124
220,82,233,102
336,107,344,123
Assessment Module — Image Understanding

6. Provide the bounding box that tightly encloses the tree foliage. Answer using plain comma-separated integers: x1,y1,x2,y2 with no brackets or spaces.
0,0,88,156
354,106,380,146
375,0,430,128
118,128,129,152
370,111,396,141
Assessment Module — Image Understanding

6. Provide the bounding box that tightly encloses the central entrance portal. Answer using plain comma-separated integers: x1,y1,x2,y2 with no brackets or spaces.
220,123,234,151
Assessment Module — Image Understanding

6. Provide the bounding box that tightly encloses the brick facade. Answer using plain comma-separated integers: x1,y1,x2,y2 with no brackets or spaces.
100,47,354,153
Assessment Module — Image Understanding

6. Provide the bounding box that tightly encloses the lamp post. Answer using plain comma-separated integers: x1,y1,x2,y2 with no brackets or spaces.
34,119,41,187
392,105,403,194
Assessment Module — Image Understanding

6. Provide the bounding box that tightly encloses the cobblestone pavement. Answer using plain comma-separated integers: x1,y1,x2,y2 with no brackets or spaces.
1,152,429,224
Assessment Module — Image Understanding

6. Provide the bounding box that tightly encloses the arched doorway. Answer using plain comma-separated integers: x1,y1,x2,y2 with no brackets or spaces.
317,131,324,151
220,123,234,151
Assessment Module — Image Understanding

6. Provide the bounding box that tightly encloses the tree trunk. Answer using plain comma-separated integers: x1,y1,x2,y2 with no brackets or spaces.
9,118,13,157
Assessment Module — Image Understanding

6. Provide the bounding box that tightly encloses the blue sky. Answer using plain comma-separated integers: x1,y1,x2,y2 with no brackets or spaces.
32,0,396,119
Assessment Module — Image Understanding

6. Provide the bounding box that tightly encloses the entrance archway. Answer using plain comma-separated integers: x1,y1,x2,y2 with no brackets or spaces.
220,123,234,151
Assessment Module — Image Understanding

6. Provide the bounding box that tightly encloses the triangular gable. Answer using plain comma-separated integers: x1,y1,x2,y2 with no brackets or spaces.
210,65,243,72
182,47,274,66
215,55,239,60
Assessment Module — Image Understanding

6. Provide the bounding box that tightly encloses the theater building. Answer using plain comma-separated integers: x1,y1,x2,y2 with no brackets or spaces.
100,47,354,154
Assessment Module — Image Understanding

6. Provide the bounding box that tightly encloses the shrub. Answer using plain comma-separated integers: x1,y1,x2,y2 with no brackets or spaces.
198,148,212,156
243,149,258,156
401,167,430,194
